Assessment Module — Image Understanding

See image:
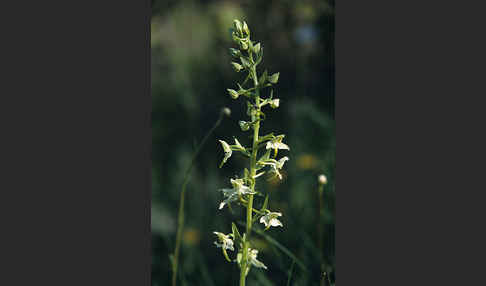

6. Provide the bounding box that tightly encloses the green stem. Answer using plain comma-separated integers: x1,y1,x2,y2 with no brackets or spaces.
172,111,225,286
240,64,261,286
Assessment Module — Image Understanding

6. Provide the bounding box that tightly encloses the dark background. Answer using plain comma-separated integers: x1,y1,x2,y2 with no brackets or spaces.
151,0,335,285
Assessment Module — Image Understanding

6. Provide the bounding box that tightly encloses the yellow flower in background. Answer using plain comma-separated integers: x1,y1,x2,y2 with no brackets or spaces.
296,153,318,170
183,228,201,246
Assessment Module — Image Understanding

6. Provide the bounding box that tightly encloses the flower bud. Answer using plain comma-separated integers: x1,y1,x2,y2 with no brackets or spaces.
242,21,250,36
233,19,243,35
222,107,231,117
231,62,243,72
227,89,239,99
253,43,261,54
240,57,251,69
229,48,241,58
318,174,327,185
239,120,250,131
268,72,280,84
270,99,280,109
240,39,248,50
232,32,240,44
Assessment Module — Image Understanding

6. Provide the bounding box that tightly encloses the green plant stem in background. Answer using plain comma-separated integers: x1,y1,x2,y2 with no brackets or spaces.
317,181,325,286
286,260,296,286
172,110,226,286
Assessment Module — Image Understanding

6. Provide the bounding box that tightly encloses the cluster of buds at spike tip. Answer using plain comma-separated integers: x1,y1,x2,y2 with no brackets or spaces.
231,19,250,50
215,20,289,281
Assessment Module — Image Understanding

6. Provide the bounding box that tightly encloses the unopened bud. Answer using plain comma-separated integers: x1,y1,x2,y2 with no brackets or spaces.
229,48,241,58
270,99,280,109
239,120,251,131
268,72,280,84
227,89,239,99
253,43,261,54
233,19,243,35
222,107,231,117
231,62,243,72
240,40,248,50
242,21,250,36
318,174,327,185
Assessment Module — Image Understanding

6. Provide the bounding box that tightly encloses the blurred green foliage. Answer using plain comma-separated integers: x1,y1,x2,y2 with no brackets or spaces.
152,0,334,285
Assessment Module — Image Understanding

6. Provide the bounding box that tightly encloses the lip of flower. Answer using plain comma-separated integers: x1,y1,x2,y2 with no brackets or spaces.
265,135,290,151
265,141,289,151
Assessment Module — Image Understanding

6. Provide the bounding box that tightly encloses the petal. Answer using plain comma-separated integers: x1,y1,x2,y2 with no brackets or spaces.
265,141,272,149
270,218,283,227
219,202,226,210
219,140,231,152
277,142,290,150
259,216,268,226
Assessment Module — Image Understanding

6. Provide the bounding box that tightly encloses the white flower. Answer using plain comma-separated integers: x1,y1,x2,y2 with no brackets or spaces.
259,211,283,228
219,140,232,167
213,232,235,251
218,178,256,210
269,98,280,109
265,135,289,151
248,248,267,269
259,156,289,180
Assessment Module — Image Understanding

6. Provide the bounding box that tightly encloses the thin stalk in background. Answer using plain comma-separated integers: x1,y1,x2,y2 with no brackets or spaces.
171,108,230,286
317,174,328,286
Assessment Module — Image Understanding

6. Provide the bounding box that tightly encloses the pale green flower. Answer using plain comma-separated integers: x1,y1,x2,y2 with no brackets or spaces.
259,211,283,229
265,135,289,151
259,156,289,180
231,62,244,72
268,72,279,84
248,248,267,269
213,231,235,251
219,178,256,210
227,89,239,99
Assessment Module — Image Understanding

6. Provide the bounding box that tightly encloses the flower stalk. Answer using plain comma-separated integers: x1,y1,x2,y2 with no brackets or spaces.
214,19,289,286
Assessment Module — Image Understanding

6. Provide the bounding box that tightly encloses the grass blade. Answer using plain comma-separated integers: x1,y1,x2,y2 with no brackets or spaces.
286,259,295,286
